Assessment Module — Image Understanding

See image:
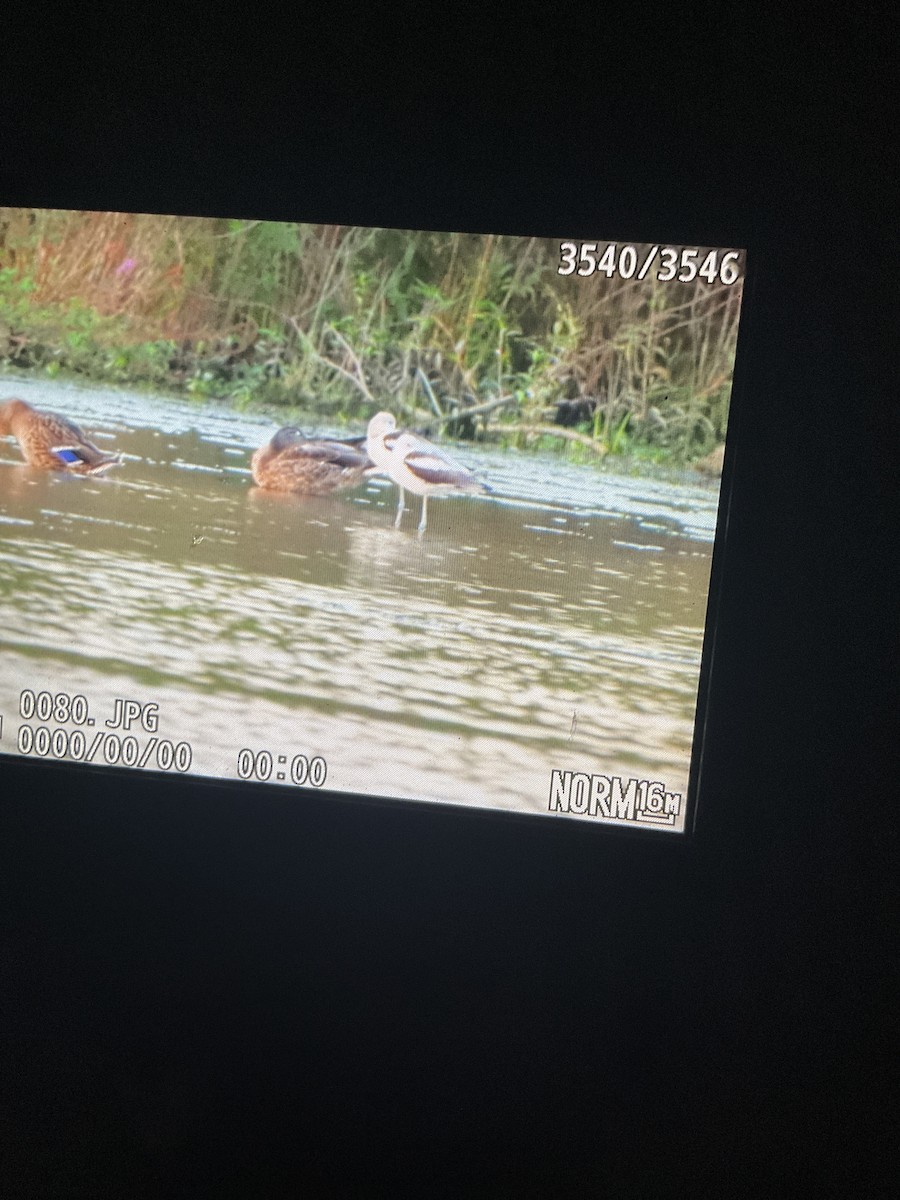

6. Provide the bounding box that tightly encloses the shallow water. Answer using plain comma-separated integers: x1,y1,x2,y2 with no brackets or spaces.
0,376,723,829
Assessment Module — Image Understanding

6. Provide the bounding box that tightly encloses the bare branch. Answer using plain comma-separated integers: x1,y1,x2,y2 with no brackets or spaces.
454,394,518,420
494,424,608,457
416,368,444,419
325,323,375,401
291,317,376,403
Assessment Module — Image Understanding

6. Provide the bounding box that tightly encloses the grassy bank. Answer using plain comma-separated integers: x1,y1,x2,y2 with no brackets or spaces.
0,210,742,465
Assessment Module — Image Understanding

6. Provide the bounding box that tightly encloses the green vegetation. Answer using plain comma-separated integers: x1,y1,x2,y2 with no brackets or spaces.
0,209,743,464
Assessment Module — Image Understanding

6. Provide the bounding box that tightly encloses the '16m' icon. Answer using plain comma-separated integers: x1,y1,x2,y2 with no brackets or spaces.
548,771,681,827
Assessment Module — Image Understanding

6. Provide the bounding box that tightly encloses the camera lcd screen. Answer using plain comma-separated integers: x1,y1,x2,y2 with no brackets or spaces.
0,209,747,832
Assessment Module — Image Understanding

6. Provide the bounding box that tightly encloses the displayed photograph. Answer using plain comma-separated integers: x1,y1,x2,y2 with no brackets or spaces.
0,209,746,831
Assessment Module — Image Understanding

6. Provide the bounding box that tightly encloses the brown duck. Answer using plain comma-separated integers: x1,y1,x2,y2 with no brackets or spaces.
0,398,122,475
251,426,374,495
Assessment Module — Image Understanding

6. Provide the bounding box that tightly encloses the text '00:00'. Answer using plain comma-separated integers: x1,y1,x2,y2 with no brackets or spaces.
236,749,328,788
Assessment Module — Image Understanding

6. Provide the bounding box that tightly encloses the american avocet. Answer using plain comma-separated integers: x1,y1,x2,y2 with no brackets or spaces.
366,411,489,532
0,398,122,475
251,426,374,495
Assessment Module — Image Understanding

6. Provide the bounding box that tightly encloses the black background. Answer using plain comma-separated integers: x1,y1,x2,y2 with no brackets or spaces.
0,9,896,1196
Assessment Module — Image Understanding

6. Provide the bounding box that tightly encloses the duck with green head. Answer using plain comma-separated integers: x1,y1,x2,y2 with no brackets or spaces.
0,398,122,475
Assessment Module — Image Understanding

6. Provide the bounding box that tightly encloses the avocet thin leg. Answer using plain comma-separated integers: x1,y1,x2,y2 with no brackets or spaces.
394,486,406,528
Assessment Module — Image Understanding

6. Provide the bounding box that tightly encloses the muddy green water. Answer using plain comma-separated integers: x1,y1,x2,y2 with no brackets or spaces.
0,377,723,829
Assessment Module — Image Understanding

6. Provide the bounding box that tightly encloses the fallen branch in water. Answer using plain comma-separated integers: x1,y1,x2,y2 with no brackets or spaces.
493,424,608,457
451,394,518,421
